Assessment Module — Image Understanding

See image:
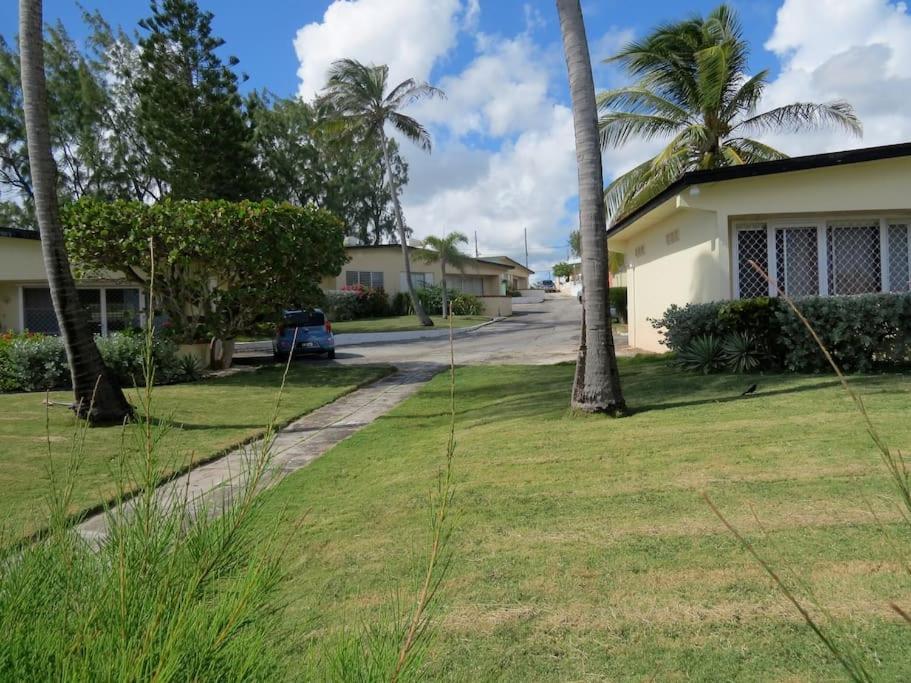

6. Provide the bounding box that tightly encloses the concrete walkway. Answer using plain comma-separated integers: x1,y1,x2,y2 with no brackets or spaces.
76,363,442,543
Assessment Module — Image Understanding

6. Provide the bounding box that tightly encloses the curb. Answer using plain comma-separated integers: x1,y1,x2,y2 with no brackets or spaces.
337,316,505,347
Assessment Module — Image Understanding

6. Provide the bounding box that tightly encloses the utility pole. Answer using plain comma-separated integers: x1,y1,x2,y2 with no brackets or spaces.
524,227,528,269
474,230,479,258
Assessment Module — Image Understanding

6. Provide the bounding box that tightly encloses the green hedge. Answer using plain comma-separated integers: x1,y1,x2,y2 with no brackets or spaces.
651,293,911,373
610,287,628,323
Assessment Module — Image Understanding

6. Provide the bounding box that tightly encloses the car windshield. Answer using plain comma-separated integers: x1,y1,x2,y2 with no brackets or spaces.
283,310,325,327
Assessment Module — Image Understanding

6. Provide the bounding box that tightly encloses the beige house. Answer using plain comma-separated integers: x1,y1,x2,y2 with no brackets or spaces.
607,143,911,352
480,256,534,291
321,244,515,317
0,228,143,335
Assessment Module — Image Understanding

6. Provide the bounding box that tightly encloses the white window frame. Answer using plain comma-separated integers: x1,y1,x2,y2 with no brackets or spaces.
733,212,911,299
18,284,145,336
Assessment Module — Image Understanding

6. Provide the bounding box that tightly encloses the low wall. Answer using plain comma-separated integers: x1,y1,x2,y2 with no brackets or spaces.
478,295,512,317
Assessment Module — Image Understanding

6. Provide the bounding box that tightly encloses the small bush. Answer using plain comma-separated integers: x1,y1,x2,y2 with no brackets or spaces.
651,301,729,351
610,286,628,323
450,292,483,316
675,335,724,374
96,331,182,386
324,285,390,321
390,291,412,316
0,333,68,392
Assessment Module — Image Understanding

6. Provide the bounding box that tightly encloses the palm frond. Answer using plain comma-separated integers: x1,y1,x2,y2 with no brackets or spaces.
598,112,683,149
388,112,433,152
734,101,862,137
724,137,789,163
605,146,691,221
386,79,446,109
694,44,729,112
720,69,768,120
596,85,691,122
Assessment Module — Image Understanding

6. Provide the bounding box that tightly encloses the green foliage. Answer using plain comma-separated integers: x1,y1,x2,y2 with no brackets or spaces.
95,331,183,386
0,333,68,392
324,285,390,321
655,293,911,373
414,286,482,316
136,0,260,200
250,94,407,243
600,4,860,219
553,261,574,279
721,331,763,373
610,286,628,323
62,198,346,341
568,230,581,258
450,292,484,316
390,292,412,316
675,334,724,374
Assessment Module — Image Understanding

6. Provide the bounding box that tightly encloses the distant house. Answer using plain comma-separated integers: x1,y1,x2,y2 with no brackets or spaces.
607,142,911,352
0,228,143,335
320,244,517,317
480,256,535,291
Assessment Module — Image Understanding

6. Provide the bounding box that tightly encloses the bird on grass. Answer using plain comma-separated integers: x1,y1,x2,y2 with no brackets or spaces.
740,384,758,397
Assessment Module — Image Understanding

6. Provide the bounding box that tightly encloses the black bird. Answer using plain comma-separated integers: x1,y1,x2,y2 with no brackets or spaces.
740,383,758,397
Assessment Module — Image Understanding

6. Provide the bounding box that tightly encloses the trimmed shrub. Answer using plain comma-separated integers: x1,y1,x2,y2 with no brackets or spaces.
96,332,182,386
0,333,68,392
653,292,911,374
450,292,483,316
324,285,390,321
610,287,628,323
390,291,412,316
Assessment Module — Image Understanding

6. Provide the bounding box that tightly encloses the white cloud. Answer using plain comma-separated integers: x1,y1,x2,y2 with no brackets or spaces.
293,0,464,99
759,0,911,154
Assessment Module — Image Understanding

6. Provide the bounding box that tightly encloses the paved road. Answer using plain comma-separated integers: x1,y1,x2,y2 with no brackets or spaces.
237,296,629,368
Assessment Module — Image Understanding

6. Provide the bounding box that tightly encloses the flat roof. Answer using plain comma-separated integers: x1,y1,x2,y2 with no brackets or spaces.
607,141,911,237
0,227,39,240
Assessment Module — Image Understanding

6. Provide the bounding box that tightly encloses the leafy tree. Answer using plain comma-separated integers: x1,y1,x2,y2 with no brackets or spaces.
553,261,574,279
415,231,470,318
250,93,406,243
599,3,861,219
568,228,581,258
18,0,131,423
63,199,347,342
136,0,259,200
557,0,626,415
321,58,444,327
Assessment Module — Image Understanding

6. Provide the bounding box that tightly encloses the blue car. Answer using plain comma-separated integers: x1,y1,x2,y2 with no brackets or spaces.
273,309,336,361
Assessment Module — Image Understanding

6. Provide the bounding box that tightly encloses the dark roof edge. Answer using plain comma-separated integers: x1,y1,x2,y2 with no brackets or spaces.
0,227,40,240
607,141,911,237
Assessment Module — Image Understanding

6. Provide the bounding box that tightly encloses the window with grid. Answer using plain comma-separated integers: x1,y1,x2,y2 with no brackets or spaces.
775,226,818,296
888,223,910,292
345,271,384,288
826,220,881,295
735,224,769,298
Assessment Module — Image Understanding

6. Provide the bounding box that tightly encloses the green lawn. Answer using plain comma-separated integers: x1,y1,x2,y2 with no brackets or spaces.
330,314,490,335
252,358,911,680
0,363,391,539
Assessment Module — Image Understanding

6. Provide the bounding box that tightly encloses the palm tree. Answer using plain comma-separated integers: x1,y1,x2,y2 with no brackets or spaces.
600,4,862,219
556,0,626,415
322,59,444,327
415,231,470,318
18,0,131,423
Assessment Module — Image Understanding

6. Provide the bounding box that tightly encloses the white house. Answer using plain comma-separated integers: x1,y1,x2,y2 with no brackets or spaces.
606,142,911,352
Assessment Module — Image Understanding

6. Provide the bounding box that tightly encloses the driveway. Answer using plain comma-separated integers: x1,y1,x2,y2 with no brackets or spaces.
236,296,631,367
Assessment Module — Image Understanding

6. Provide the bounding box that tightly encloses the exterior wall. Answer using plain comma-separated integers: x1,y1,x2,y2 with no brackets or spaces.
478,295,512,317
610,156,911,352
0,283,19,331
613,209,723,351
0,236,46,280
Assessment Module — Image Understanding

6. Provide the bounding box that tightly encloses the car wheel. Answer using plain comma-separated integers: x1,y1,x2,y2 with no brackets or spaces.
327,350,336,360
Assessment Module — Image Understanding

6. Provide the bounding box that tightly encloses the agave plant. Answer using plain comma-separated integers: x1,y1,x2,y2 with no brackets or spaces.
721,331,763,373
676,334,724,374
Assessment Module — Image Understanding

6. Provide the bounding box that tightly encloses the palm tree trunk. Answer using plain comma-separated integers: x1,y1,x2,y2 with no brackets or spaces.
380,130,433,326
19,0,132,424
556,0,626,415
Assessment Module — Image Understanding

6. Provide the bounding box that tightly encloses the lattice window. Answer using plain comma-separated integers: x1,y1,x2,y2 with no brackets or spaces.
736,224,768,298
345,271,384,288
888,223,910,292
826,220,881,295
775,226,818,296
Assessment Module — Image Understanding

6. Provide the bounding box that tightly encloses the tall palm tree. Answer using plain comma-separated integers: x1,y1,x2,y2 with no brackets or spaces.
322,58,444,327
18,0,131,423
556,0,626,415
600,4,862,219
415,231,470,318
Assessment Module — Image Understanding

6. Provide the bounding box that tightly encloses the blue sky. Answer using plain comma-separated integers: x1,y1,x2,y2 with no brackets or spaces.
3,1,910,277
